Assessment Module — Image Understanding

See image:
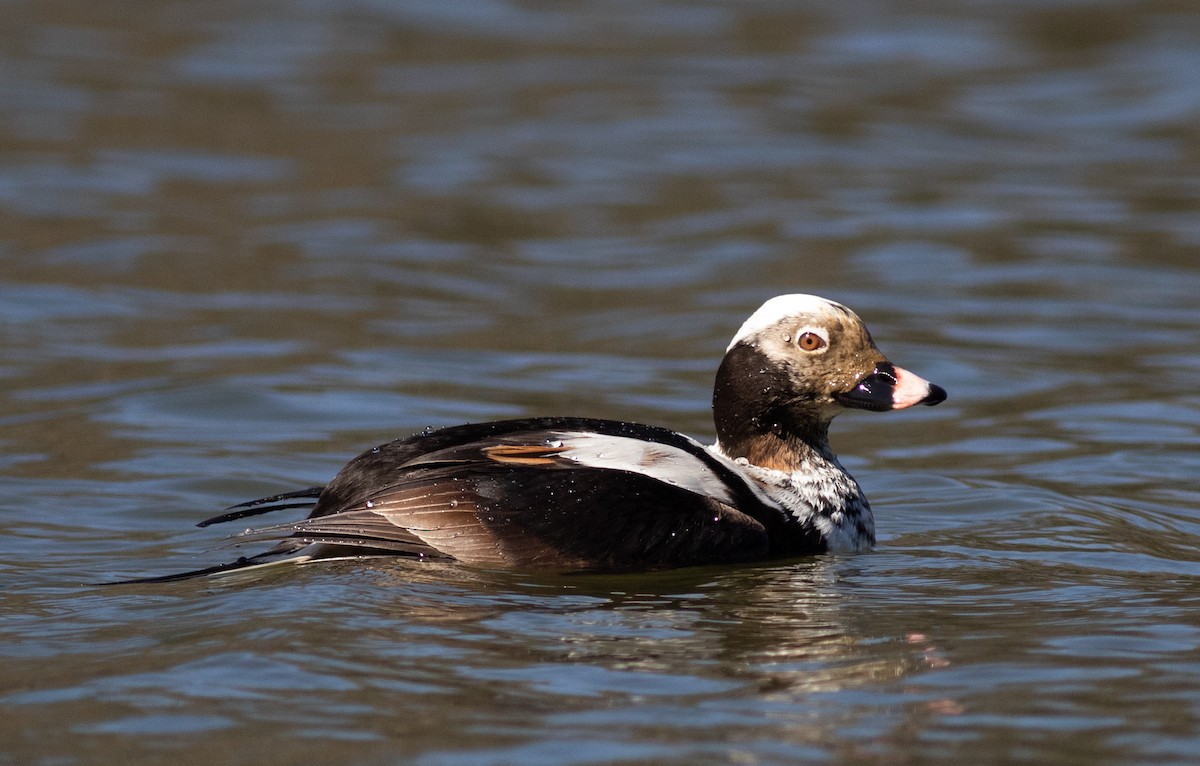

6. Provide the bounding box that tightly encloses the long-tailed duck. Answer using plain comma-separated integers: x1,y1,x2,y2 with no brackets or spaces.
123,294,945,582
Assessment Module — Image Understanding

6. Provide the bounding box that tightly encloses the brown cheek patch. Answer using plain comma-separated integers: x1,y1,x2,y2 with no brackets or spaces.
829,318,882,388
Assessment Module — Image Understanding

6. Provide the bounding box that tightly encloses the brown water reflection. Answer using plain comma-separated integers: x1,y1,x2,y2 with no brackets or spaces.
3,1,1200,764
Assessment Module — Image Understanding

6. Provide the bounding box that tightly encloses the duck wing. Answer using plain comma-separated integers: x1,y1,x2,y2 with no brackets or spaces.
235,419,788,570
114,418,792,583
234,464,768,570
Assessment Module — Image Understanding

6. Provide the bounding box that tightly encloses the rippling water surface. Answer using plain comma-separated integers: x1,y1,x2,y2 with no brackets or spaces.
2,1,1199,764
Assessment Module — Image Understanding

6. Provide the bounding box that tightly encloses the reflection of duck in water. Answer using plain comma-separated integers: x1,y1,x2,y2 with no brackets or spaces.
125,294,945,583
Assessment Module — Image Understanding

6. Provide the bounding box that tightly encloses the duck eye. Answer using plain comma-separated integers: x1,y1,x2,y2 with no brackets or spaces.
797,332,826,352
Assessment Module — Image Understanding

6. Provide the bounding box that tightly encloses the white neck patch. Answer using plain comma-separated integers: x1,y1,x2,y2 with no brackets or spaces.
726,294,854,351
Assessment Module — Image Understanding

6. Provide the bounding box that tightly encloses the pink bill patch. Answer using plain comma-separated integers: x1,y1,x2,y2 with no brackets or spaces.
890,365,936,409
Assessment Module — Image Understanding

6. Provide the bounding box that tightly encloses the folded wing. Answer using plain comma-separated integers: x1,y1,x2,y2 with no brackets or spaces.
233,422,779,570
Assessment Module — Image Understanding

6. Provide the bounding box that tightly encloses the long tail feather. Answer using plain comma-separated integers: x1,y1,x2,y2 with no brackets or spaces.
100,551,314,585
101,487,326,585
197,486,324,528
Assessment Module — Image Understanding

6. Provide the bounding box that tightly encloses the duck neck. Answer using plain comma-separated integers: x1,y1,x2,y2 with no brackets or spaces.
715,412,839,475
711,347,873,552
711,344,839,473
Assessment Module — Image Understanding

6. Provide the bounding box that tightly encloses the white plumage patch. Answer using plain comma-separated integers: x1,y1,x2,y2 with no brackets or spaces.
549,431,741,506
709,443,874,552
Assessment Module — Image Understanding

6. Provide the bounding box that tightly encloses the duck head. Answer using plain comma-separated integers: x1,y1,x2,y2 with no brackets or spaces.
712,294,946,470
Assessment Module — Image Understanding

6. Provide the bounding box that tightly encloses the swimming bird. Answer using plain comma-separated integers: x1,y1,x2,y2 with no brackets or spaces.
123,294,945,582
